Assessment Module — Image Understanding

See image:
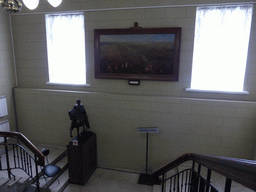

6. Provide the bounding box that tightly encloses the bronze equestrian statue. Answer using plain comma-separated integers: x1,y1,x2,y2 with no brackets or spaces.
68,99,90,137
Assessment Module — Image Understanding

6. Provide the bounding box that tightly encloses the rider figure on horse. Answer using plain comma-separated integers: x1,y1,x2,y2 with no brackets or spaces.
68,99,90,137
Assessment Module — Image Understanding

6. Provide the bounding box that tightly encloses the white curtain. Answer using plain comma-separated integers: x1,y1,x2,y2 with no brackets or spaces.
191,5,253,92
45,13,86,85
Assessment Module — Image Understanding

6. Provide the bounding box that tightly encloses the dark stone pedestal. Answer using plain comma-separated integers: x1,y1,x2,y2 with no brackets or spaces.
138,173,161,186
67,131,97,185
138,173,155,186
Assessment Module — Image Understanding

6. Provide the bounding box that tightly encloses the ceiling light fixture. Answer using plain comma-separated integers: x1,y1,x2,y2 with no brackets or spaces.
0,0,22,12
0,0,62,12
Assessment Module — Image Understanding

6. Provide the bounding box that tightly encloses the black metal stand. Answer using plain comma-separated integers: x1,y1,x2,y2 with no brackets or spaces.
138,173,155,186
138,133,154,185
137,127,160,186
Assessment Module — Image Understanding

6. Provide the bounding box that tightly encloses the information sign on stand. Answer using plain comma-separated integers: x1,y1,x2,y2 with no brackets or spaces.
137,127,159,186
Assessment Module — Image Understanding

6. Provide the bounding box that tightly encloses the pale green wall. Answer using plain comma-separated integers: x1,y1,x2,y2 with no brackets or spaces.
14,88,256,172
0,11,16,131
11,0,256,101
9,0,256,172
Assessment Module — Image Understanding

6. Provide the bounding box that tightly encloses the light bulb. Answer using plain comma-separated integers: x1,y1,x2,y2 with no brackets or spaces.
47,0,62,7
22,0,39,10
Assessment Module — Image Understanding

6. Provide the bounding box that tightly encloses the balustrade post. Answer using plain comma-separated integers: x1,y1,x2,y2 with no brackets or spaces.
197,163,201,174
206,168,212,192
224,178,232,192
13,145,17,168
4,137,11,179
189,161,195,192
34,155,40,192
161,173,165,192
185,169,189,191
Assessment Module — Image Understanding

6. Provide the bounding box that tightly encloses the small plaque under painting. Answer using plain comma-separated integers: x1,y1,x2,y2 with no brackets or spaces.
137,127,159,133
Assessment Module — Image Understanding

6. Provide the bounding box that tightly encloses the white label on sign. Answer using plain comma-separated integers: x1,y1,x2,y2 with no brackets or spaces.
137,127,159,133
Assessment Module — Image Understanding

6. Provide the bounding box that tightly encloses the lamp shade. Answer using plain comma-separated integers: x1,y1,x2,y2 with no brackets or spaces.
47,0,62,7
22,0,39,10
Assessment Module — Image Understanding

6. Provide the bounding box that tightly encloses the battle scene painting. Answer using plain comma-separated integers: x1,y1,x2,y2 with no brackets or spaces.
94,28,181,81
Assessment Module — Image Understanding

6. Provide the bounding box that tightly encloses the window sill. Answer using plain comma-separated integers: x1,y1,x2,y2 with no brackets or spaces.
185,88,249,95
46,82,91,87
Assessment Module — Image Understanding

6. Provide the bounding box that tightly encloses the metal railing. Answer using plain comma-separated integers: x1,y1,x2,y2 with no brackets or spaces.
161,168,192,192
153,153,256,192
0,131,45,191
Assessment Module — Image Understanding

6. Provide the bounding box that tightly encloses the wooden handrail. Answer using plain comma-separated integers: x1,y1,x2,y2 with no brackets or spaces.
153,153,193,177
153,153,256,191
0,131,45,166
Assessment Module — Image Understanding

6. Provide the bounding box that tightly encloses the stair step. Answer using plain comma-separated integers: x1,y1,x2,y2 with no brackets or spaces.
153,184,161,192
0,177,23,192
49,150,67,165
49,168,69,192
26,150,67,187
0,177,11,186
7,176,22,188
0,144,68,192
23,186,50,192
42,163,68,189
24,168,69,192
24,149,68,191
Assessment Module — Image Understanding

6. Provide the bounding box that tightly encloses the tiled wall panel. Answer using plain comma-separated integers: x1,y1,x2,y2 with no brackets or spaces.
14,88,256,172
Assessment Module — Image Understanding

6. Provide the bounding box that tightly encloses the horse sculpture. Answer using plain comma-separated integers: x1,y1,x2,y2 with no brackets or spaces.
68,99,90,138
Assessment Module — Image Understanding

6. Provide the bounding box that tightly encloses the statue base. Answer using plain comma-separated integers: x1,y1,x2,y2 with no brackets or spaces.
67,131,97,185
69,131,94,146
138,173,161,186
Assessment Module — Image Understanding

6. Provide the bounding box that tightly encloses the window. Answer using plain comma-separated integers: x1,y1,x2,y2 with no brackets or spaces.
45,13,86,85
188,5,253,93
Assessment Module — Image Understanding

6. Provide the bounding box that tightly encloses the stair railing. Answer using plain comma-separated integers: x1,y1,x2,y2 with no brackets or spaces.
152,153,256,192
0,131,45,191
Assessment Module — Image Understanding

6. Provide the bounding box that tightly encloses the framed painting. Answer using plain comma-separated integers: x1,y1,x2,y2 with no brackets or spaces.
94,27,181,81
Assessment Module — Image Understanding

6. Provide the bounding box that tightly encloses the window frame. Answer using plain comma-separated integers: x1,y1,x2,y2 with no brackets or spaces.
45,12,89,86
186,4,253,95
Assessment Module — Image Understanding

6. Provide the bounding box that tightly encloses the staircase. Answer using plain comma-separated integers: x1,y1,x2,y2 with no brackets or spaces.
24,145,69,192
1,131,256,192
151,153,256,192
0,143,69,192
